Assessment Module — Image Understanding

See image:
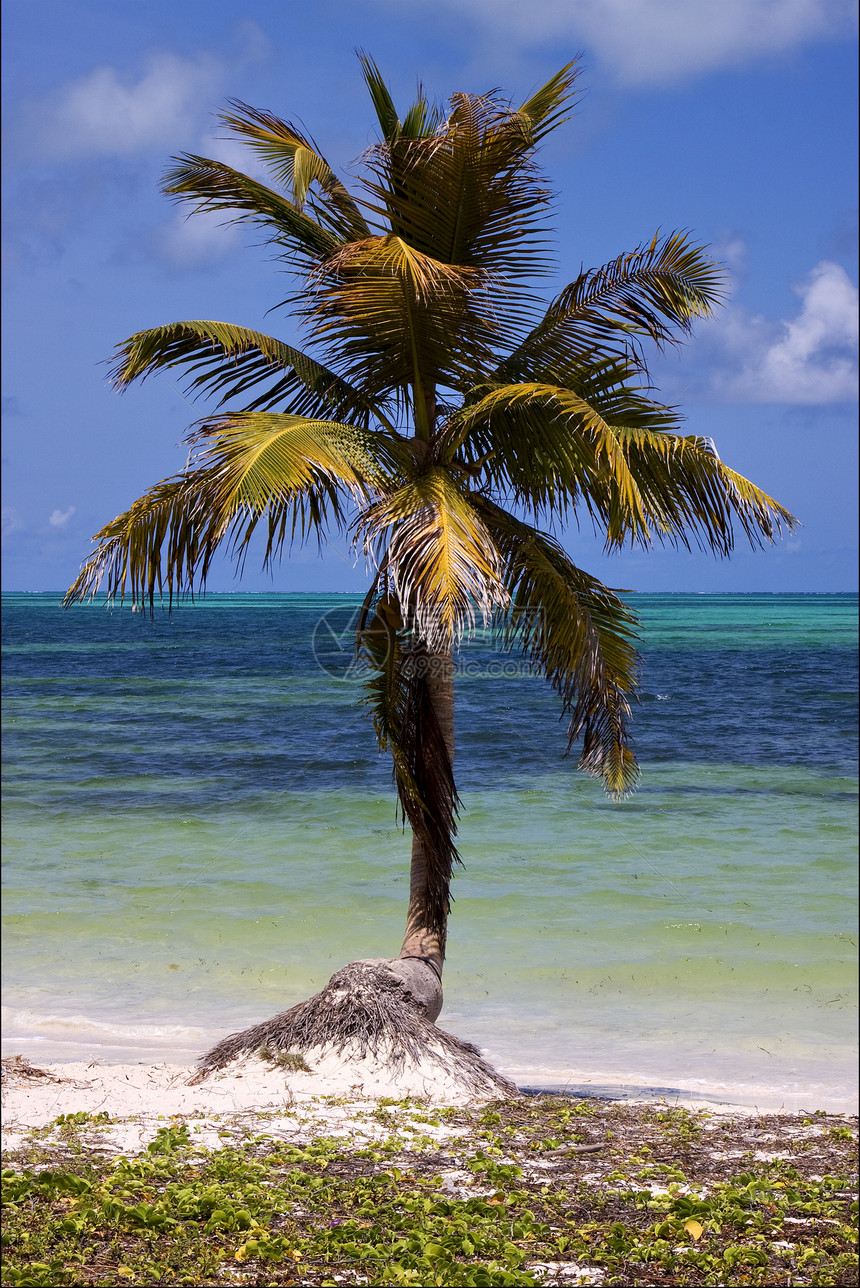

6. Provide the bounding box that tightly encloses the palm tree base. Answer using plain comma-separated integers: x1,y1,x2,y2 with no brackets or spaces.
191,959,518,1101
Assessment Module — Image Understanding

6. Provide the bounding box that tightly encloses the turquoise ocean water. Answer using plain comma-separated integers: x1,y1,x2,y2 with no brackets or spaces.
2,592,857,1111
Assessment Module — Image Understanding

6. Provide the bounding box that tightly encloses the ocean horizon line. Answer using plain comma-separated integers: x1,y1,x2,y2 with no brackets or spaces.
4,588,858,599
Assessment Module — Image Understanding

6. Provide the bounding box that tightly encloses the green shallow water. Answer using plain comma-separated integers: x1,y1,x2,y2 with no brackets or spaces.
2,593,857,1110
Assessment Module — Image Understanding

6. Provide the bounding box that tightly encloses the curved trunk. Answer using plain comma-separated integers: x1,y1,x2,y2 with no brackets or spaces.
197,640,518,1094
399,647,455,982
198,647,479,1072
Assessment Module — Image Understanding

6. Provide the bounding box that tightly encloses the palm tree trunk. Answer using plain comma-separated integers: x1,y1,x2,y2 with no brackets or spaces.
399,647,455,980
199,643,518,1080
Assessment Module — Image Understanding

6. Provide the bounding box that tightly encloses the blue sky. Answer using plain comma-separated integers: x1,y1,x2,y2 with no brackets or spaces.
2,0,857,593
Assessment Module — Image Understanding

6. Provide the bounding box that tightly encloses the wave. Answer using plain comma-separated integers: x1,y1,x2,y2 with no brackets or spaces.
0,1007,213,1063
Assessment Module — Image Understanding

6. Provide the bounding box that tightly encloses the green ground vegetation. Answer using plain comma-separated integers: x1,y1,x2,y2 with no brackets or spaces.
2,1096,857,1286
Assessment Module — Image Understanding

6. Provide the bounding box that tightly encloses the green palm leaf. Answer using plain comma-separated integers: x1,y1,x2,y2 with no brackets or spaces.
510,62,581,144
162,156,340,266
602,426,796,553
359,468,507,647
217,99,370,240
450,374,680,531
475,500,640,796
64,471,234,609
185,413,400,538
451,377,796,552
110,320,397,430
308,236,498,414
66,414,402,609
495,231,726,380
357,53,444,143
359,81,563,293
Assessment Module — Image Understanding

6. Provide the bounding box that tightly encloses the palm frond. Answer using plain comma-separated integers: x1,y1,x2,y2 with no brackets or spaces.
359,86,557,293
450,377,796,552
475,500,640,796
65,415,400,610
188,411,399,517
358,52,403,142
217,100,370,240
307,236,498,405
63,471,234,610
607,429,797,553
450,376,666,526
357,52,444,143
189,411,406,569
510,62,581,144
495,231,726,380
325,234,487,299
359,468,508,649
109,320,398,431
162,156,340,265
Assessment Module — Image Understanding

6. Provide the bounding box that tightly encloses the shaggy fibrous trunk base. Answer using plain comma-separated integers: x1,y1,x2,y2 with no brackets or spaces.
193,959,518,1099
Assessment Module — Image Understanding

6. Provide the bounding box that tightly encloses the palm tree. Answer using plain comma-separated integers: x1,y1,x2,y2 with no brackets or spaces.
66,58,794,1088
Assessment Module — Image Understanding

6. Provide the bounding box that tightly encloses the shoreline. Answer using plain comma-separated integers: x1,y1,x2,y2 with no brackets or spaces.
3,1046,857,1121
3,1056,857,1140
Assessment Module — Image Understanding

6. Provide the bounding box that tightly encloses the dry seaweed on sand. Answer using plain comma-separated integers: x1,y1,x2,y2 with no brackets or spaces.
1,1057,90,1090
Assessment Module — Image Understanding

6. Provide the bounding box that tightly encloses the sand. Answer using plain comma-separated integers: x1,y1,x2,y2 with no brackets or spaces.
1,1050,539,1171
1,1049,514,1157
2,1048,804,1163
4,1043,857,1152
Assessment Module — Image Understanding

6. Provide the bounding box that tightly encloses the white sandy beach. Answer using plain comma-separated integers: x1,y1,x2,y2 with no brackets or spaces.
2,1050,487,1125
1,1053,509,1162
6,1050,854,1165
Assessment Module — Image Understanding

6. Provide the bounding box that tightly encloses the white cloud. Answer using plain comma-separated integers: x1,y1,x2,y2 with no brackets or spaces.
199,132,269,180
48,506,76,528
418,0,856,85
573,0,855,84
24,52,224,160
2,508,24,539
152,208,240,270
708,261,859,403
711,231,748,276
